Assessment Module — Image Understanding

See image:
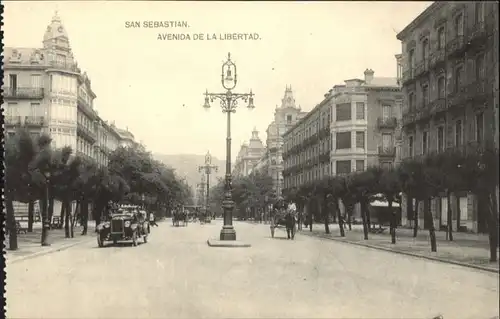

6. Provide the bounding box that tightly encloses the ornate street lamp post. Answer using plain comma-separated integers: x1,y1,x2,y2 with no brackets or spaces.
199,151,218,220
203,52,255,241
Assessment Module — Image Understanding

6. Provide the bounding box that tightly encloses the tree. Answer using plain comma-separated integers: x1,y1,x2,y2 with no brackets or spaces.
377,167,402,244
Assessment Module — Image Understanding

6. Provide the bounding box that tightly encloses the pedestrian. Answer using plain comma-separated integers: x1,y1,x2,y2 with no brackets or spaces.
149,212,158,227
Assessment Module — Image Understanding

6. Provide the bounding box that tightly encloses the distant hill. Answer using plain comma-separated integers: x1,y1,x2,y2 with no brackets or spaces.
153,153,226,200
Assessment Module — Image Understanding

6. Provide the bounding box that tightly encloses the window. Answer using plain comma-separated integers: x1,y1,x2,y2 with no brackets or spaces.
286,115,292,124
409,49,415,69
336,160,351,175
382,133,393,149
437,126,445,152
31,74,42,88
356,102,365,119
408,136,414,157
422,131,429,155
356,160,365,172
336,132,351,149
30,103,40,116
408,92,415,111
455,67,463,92
9,74,17,89
455,120,463,147
422,84,429,106
6,102,18,116
382,105,391,119
476,112,484,144
476,54,485,80
437,27,445,49
475,2,485,23
336,103,351,121
422,39,429,62
437,76,446,98
455,13,464,37
356,131,365,149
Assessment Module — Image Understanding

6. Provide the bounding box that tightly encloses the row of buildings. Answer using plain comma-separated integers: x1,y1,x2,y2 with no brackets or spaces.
3,12,138,168
232,2,498,234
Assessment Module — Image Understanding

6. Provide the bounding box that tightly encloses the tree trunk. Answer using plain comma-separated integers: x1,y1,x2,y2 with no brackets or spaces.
487,191,499,262
308,199,313,232
67,201,74,238
59,203,65,229
366,203,372,231
28,200,34,232
63,201,70,238
336,199,345,237
456,195,461,232
360,201,369,240
446,190,453,241
322,197,330,234
48,196,54,228
389,200,396,244
6,194,18,250
413,199,419,237
425,198,437,252
41,184,50,246
78,201,88,235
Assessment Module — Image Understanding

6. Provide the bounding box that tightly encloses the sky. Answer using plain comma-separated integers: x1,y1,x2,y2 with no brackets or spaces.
3,1,432,161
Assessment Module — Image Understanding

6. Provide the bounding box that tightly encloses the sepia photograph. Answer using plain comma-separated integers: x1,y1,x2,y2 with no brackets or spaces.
2,1,499,318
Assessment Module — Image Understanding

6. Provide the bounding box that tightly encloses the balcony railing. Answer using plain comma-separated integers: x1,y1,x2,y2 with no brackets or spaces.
378,146,396,157
48,60,79,73
24,116,45,126
429,97,447,115
414,59,429,77
4,115,22,126
402,68,414,84
3,87,44,99
77,122,97,142
467,21,487,45
415,102,432,122
402,111,416,126
429,49,446,69
377,117,397,129
446,35,466,58
466,79,491,101
447,84,468,107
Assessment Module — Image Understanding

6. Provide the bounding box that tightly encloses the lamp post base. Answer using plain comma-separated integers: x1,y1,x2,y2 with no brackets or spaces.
219,225,236,241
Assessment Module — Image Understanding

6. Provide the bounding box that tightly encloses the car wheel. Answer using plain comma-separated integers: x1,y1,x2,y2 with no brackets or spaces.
97,234,104,248
132,231,138,246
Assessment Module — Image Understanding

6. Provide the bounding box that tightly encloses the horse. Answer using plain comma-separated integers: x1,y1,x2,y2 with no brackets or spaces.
284,209,297,240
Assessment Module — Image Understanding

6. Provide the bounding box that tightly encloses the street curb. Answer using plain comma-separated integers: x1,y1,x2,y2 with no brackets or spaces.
302,231,499,274
6,236,95,265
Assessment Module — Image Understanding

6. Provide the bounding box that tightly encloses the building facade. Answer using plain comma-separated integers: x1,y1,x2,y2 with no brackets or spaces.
397,2,498,233
265,86,308,195
3,12,135,168
233,128,266,177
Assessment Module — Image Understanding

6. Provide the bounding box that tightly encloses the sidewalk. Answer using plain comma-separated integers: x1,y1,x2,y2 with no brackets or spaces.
4,222,95,264
300,223,499,272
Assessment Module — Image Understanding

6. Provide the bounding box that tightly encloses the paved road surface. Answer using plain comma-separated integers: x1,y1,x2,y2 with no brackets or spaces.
6,220,499,318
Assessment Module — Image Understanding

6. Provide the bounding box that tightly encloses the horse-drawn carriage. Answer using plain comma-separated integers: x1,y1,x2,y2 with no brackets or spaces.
172,210,188,227
270,200,297,240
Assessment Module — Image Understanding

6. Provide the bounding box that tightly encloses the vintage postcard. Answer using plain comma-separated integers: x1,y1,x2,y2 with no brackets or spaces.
2,1,499,318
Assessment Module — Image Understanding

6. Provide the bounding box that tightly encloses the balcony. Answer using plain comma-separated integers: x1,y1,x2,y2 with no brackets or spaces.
429,97,448,116
414,60,429,78
402,110,416,126
402,68,414,85
377,117,397,129
414,103,432,122
24,116,45,127
447,84,468,108
4,115,22,126
48,60,79,73
467,21,488,46
3,87,44,99
466,79,491,102
77,122,97,143
446,35,467,58
429,49,446,69
378,146,396,157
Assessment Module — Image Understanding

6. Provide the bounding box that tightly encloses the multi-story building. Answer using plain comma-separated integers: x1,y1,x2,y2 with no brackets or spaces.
397,2,498,233
330,69,401,175
264,86,308,195
282,96,331,190
233,128,266,177
3,12,135,168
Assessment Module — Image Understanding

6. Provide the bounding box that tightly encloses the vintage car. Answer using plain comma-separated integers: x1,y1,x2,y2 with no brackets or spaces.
96,209,149,247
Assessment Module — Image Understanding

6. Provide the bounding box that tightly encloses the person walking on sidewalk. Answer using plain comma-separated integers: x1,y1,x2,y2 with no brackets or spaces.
149,212,158,227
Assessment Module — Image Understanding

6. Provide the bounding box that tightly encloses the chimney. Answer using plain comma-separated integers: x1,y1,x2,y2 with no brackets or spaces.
364,68,374,84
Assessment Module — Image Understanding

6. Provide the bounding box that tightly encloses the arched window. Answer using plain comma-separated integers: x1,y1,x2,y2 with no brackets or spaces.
422,39,429,63
437,27,445,49
437,76,446,98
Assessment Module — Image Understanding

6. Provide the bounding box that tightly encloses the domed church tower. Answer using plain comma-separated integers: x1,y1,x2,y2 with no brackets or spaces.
42,11,76,68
